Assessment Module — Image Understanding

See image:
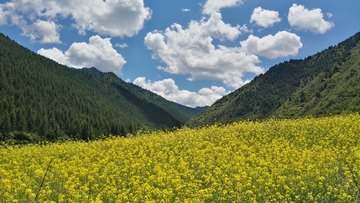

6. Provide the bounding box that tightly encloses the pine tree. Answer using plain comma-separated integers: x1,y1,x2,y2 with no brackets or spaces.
9,109,16,132
39,114,49,138
16,108,27,132
1,110,11,134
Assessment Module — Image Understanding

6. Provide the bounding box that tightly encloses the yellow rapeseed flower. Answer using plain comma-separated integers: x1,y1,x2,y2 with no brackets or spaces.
0,113,359,202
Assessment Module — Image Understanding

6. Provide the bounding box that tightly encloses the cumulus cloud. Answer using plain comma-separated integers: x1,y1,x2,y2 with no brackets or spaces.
0,0,151,42
133,77,229,107
288,4,334,34
240,31,302,59
250,7,281,28
182,8,191,12
203,0,244,15
145,12,263,89
20,20,61,44
37,47,68,65
37,35,126,74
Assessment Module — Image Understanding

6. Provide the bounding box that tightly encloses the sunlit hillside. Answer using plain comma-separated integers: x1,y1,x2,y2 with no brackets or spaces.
187,32,360,127
1,114,359,202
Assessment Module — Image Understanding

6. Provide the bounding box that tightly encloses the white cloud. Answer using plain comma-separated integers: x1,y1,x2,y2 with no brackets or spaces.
70,0,152,37
20,20,62,44
115,43,128,48
133,77,229,107
0,0,151,42
145,12,263,89
203,0,244,15
37,47,68,65
250,7,281,28
327,12,333,18
240,31,303,59
0,4,10,25
239,24,251,33
288,4,334,34
37,35,126,74
182,8,191,12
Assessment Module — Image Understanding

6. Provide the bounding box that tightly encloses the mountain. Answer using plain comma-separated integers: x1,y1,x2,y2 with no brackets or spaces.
187,32,360,127
0,33,190,142
171,102,209,117
79,67,190,127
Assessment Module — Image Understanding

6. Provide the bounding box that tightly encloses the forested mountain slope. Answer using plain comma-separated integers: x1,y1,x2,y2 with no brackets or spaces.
187,32,360,127
0,33,190,142
79,67,191,126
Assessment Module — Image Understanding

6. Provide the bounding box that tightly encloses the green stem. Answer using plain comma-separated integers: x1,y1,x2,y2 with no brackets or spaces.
35,159,54,201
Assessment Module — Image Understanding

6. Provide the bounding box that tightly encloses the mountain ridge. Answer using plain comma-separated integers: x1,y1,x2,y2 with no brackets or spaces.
0,33,192,142
79,67,191,127
186,32,360,127
170,101,209,117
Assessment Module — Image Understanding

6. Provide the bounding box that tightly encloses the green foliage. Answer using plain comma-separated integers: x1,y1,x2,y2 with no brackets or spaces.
187,32,360,127
80,68,191,128
0,33,190,142
276,39,360,118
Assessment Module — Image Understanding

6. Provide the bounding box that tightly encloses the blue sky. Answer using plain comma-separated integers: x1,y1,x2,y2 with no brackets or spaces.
0,0,359,107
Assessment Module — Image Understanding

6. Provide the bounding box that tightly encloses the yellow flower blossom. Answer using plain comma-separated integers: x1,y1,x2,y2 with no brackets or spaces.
0,113,359,202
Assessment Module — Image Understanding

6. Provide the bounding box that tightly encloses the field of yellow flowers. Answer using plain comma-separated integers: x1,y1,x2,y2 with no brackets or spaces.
1,113,360,202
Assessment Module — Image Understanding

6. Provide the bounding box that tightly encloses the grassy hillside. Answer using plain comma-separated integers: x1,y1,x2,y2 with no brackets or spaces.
0,33,190,142
187,32,360,127
275,38,360,117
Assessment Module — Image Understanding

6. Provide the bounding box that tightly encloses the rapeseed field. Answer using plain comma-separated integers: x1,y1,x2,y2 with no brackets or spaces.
1,114,360,202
